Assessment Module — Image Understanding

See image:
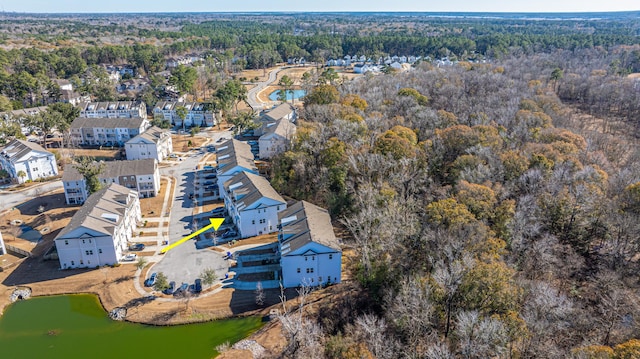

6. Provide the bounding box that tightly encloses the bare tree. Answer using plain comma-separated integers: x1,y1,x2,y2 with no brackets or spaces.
255,281,265,307
277,283,324,358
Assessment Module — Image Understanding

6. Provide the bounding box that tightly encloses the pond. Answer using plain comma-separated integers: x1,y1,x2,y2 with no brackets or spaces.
0,294,263,359
268,89,306,101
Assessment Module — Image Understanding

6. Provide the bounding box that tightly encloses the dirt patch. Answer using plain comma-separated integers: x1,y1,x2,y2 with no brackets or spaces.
53,148,122,162
0,190,77,257
171,135,207,152
139,178,168,216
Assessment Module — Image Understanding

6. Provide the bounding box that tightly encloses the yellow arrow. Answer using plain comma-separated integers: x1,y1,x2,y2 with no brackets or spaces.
160,218,225,254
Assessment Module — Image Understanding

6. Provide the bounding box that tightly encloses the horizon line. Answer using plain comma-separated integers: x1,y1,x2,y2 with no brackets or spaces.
1,10,639,15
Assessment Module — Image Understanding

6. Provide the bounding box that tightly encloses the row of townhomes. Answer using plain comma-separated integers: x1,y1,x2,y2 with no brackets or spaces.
152,101,216,127
78,101,147,119
214,138,341,288
55,183,141,269
125,126,173,162
0,139,59,183
215,139,259,197
70,117,150,147
62,159,160,204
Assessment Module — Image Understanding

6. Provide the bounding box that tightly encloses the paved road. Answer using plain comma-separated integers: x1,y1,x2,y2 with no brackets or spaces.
149,131,232,287
246,66,284,110
0,180,63,212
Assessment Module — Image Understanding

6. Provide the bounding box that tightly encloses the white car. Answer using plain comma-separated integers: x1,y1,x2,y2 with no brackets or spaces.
123,253,137,262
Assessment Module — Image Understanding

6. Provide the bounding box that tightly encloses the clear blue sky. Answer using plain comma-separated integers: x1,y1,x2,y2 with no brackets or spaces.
1,0,638,13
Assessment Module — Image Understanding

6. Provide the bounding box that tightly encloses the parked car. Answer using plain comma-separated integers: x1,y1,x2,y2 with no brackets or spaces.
221,230,238,239
173,283,189,297
210,207,225,215
163,281,176,295
129,243,145,251
123,253,137,262
144,272,157,287
193,279,202,293
203,180,214,185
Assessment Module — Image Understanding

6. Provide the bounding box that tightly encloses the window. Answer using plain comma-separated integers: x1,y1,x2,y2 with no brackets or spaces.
319,276,322,282
297,268,300,273
312,256,315,261
82,239,85,244
252,220,255,225
305,257,308,261
80,260,84,265
98,249,102,254
85,250,94,255
71,261,75,265
64,240,69,245
306,268,310,273
310,268,314,273
329,254,333,260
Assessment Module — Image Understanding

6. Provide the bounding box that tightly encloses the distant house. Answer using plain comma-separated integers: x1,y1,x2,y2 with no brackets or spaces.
54,79,73,92
60,90,87,106
78,101,147,119
223,171,287,239
215,139,259,198
70,117,149,147
54,183,141,269
62,159,160,204
0,139,58,183
117,78,149,94
125,126,173,162
278,201,342,288
258,119,296,159
153,101,216,127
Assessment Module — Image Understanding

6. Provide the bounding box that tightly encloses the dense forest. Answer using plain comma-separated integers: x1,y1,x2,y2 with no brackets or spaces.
270,46,640,358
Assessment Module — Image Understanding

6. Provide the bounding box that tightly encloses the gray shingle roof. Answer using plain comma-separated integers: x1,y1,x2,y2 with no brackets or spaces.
62,159,156,182
263,103,295,122
262,119,296,138
70,117,146,130
56,183,136,238
126,126,167,145
0,139,52,162
224,171,285,211
215,139,257,174
279,201,341,255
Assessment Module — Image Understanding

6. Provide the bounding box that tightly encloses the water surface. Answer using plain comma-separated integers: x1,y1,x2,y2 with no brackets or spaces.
0,294,262,359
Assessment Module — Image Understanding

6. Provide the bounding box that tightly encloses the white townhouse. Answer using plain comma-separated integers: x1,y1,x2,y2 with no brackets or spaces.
70,117,149,147
258,119,296,159
62,159,159,205
0,139,58,183
55,183,141,269
78,101,147,119
215,139,258,198
223,171,287,238
153,101,216,127
278,201,342,288
261,103,296,123
125,126,173,162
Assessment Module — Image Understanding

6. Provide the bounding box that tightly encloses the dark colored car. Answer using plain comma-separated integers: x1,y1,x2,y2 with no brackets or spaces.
193,279,202,293
144,272,157,287
221,230,237,239
129,243,145,251
210,207,225,215
173,283,189,297
163,281,176,295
